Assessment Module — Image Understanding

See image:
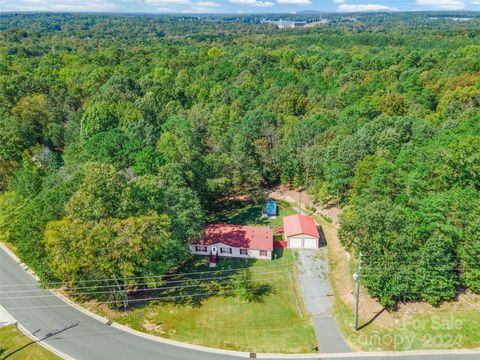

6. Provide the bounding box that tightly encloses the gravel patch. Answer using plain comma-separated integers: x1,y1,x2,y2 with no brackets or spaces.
295,248,350,353
296,248,333,317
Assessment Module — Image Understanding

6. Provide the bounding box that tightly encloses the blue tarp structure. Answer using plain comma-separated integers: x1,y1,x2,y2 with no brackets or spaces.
265,200,277,216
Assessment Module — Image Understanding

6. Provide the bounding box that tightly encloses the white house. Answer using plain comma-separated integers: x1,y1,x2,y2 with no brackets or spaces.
191,224,274,262
283,214,320,249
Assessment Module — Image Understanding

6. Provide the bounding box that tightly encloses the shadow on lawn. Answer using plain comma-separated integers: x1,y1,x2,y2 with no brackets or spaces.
125,255,276,310
210,200,269,226
84,198,289,312
1,323,79,360
318,226,327,247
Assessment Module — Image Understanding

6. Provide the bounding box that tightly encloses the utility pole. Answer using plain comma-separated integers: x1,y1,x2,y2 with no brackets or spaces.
114,277,129,310
353,252,362,331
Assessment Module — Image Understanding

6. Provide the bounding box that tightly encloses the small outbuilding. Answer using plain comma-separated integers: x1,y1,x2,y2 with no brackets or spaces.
265,199,277,217
283,214,320,249
191,224,274,261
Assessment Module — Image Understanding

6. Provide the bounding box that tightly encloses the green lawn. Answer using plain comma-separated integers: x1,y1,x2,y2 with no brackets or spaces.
210,199,297,233
87,200,316,353
99,249,317,353
333,298,480,351
0,325,60,360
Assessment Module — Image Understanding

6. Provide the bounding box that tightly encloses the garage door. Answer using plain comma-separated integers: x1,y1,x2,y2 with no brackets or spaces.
304,238,318,249
289,237,303,248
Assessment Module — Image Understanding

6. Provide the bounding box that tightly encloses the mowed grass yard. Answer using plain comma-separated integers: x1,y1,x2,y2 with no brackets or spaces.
87,200,317,353
106,251,316,352
333,293,480,351
210,199,297,238
0,325,60,360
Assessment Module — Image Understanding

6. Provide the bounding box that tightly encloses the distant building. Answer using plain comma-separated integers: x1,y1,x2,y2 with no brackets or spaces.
276,21,306,29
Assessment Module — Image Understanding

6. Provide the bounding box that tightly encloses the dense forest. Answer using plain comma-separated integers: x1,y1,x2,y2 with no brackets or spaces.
0,13,479,306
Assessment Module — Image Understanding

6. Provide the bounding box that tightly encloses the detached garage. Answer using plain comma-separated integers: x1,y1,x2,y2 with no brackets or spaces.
283,214,320,249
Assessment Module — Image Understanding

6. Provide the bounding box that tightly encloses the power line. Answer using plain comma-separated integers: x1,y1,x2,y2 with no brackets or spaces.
459,295,480,311
362,261,479,265
361,267,480,272
5,260,476,292
6,294,479,313
361,253,480,259
0,270,291,300
361,274,466,279
0,266,294,293
362,260,480,264
2,257,475,290
0,261,295,288
19,270,471,299
3,287,299,310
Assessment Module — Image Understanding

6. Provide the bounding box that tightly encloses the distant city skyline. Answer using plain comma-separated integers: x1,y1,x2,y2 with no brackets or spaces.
1,0,480,16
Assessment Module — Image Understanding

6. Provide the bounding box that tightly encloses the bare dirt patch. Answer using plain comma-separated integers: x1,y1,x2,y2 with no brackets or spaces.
321,220,396,329
143,319,167,334
268,185,341,223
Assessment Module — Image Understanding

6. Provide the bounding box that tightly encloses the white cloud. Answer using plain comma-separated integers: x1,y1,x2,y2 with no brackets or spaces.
52,1,119,10
144,0,189,4
153,0,222,12
229,0,274,6
21,0,46,4
277,0,311,4
194,1,220,5
2,0,120,11
333,0,345,3
338,3,397,11
4,4,50,10
416,0,464,8
254,1,274,6
156,6,178,11
187,5,217,10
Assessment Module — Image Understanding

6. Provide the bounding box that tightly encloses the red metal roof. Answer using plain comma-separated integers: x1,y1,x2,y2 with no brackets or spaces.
283,214,320,238
193,224,273,251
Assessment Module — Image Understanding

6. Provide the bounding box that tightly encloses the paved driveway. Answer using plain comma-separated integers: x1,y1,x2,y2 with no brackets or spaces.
296,248,350,353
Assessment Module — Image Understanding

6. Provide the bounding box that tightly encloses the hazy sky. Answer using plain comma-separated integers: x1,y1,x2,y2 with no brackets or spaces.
1,0,480,15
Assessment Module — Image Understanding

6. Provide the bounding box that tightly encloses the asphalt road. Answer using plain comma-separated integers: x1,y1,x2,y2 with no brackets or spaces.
1,248,479,360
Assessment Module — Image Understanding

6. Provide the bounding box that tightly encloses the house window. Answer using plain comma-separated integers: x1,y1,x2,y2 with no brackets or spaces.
259,250,267,256
195,245,207,252
220,247,232,254
240,248,248,255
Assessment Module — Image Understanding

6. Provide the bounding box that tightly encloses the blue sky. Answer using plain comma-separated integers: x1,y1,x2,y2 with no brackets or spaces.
1,0,480,14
